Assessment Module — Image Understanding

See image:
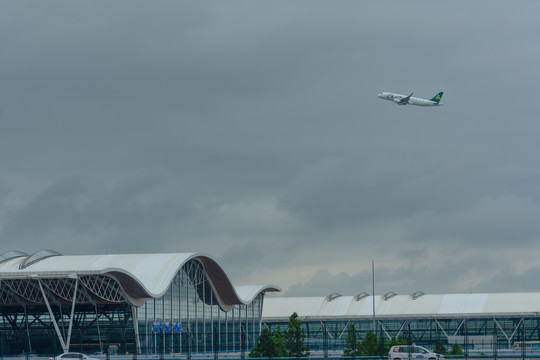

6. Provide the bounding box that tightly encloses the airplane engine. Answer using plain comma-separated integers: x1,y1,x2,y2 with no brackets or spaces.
394,98,405,104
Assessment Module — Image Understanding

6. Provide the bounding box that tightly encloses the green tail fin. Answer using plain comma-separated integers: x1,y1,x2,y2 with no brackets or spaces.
430,92,444,103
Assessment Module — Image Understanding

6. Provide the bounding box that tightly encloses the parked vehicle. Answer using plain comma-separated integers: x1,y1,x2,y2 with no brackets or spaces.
51,353,99,360
388,345,444,360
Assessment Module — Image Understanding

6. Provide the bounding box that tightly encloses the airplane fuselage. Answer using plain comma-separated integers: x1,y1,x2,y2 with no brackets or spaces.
377,92,442,106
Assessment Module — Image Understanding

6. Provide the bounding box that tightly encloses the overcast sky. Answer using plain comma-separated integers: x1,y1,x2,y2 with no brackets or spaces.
1,1,540,297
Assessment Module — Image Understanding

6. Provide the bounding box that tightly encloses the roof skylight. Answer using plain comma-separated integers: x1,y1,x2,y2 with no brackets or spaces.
19,250,62,269
326,292,342,301
354,292,369,301
0,250,28,264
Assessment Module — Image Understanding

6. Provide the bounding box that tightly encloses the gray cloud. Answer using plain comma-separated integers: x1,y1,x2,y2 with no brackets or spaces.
1,1,540,296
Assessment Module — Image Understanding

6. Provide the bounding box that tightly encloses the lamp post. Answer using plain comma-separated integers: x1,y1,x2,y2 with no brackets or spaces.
372,260,376,332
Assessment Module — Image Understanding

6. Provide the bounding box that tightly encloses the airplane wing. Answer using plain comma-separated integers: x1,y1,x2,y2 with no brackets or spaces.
400,92,413,104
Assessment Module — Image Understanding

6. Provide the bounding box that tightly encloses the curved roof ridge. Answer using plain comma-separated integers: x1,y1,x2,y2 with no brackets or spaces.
0,252,280,310
188,254,280,309
113,253,280,309
89,252,280,309
234,284,281,304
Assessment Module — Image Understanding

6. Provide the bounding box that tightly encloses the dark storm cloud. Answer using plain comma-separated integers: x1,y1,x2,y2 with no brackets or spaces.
1,1,540,294
0,176,200,253
285,255,540,297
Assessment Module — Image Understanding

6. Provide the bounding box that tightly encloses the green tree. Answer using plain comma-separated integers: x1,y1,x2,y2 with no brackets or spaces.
272,326,288,358
388,336,401,350
396,334,407,345
358,331,379,356
249,328,274,358
249,326,288,358
449,344,464,356
405,333,413,345
433,341,447,355
378,332,389,356
284,312,310,358
343,324,359,359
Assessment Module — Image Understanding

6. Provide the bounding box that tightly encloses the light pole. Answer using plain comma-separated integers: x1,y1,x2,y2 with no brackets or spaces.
372,260,376,332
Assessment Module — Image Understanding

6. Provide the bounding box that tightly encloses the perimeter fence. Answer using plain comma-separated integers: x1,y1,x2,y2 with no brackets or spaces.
6,354,540,360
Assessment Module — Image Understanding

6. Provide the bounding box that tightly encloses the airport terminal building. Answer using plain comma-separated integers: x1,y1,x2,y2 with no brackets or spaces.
3,250,540,356
0,250,279,356
262,292,540,352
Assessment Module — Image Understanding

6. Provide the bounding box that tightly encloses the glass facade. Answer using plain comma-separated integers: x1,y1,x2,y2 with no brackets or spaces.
137,259,263,355
262,316,540,352
0,259,263,356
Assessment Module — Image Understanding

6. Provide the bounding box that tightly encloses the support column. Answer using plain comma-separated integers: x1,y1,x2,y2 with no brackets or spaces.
94,303,103,354
509,318,525,347
37,280,68,353
132,306,141,354
24,304,32,353
435,319,449,338
65,279,79,351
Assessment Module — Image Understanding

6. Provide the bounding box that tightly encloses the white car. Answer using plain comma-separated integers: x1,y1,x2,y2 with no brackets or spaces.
52,353,99,360
388,345,444,360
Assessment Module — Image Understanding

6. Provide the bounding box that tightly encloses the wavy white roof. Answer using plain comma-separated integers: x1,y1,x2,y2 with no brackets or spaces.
262,292,540,320
0,251,280,309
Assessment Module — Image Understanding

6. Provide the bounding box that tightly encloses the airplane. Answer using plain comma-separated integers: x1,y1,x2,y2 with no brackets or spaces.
377,91,444,106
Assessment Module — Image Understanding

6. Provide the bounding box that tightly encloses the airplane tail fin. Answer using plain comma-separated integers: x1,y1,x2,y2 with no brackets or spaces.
430,92,444,103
